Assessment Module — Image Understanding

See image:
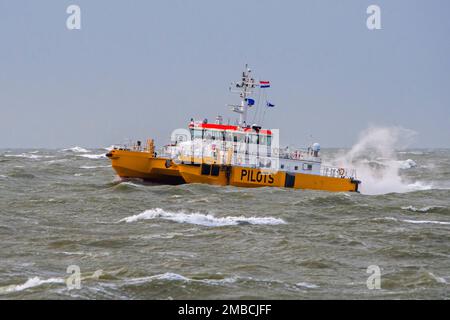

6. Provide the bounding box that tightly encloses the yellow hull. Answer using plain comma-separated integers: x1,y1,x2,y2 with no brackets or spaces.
106,149,185,184
177,164,359,192
106,150,359,192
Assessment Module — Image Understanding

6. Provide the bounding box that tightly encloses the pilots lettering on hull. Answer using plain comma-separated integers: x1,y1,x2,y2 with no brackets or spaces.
240,169,275,184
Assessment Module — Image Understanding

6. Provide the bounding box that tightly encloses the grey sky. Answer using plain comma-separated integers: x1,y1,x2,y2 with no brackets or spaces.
0,0,449,148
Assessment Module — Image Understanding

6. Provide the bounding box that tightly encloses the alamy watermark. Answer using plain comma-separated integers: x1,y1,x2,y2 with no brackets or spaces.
66,264,81,290
366,265,381,289
66,5,81,30
367,5,382,30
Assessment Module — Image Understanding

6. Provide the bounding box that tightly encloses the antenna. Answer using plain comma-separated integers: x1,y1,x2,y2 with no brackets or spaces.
229,64,256,127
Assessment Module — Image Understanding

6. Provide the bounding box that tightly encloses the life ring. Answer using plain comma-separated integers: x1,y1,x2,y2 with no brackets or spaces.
338,168,345,176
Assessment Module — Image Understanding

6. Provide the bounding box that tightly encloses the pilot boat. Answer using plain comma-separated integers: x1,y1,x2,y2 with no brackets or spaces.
106,65,360,192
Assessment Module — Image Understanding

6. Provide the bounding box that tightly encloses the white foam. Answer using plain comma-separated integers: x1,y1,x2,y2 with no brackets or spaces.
382,216,450,225
63,146,90,153
406,181,433,191
117,181,144,188
398,159,417,169
4,153,54,160
80,165,112,169
295,282,319,289
401,205,444,213
327,126,428,195
0,277,64,294
120,208,286,227
122,272,237,286
78,154,107,160
398,151,424,155
402,219,450,225
428,272,448,284
104,145,118,151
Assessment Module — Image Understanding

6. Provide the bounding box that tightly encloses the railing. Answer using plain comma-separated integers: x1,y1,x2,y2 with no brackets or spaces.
114,139,357,179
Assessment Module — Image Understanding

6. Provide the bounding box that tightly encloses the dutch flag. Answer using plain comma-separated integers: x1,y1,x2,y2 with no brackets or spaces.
260,81,270,88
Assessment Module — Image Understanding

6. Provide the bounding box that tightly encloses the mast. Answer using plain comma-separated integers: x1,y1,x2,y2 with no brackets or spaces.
229,64,256,127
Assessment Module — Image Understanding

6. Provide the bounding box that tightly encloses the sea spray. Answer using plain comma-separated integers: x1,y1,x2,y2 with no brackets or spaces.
327,126,420,195
119,208,286,226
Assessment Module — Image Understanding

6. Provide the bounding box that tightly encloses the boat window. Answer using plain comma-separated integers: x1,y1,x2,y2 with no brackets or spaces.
294,166,298,170
267,136,272,146
212,130,223,141
259,135,267,146
225,132,234,142
249,134,258,145
193,129,203,139
303,163,313,170
234,133,244,142
204,130,213,140
280,164,285,169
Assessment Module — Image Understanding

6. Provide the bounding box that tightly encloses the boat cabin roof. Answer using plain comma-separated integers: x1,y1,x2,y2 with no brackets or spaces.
189,123,272,136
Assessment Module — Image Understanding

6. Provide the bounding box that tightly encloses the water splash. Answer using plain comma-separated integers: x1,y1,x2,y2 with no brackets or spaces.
119,208,286,226
331,126,427,195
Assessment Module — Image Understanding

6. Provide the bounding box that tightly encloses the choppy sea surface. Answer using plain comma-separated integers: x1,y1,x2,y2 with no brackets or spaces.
0,147,449,299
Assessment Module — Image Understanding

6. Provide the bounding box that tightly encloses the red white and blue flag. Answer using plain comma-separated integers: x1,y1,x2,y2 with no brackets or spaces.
260,81,270,88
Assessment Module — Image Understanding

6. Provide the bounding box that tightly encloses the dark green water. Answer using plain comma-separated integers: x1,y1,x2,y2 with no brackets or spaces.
0,148,449,299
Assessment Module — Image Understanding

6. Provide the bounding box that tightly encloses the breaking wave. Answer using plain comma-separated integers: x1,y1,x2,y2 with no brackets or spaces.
295,282,319,289
398,159,417,169
401,205,446,213
4,153,54,160
329,126,430,195
119,208,286,227
78,154,107,160
382,216,450,226
0,277,64,295
122,272,238,286
104,145,118,151
80,165,111,169
62,146,90,153
402,219,450,226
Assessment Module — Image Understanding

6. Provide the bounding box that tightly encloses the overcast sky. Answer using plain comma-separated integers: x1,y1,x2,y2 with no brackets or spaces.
0,0,449,148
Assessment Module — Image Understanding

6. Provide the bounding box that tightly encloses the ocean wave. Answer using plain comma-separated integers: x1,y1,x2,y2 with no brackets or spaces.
398,159,417,169
78,154,107,160
45,159,68,165
428,272,448,284
122,272,238,287
382,216,450,226
4,153,54,160
80,165,112,169
119,208,286,227
104,145,118,151
406,181,433,191
0,277,64,295
398,151,425,155
62,146,90,153
295,282,319,289
401,205,446,213
402,219,450,226
113,181,146,190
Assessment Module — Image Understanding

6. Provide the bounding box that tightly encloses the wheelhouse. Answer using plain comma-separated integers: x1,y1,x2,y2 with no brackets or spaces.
188,122,272,147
